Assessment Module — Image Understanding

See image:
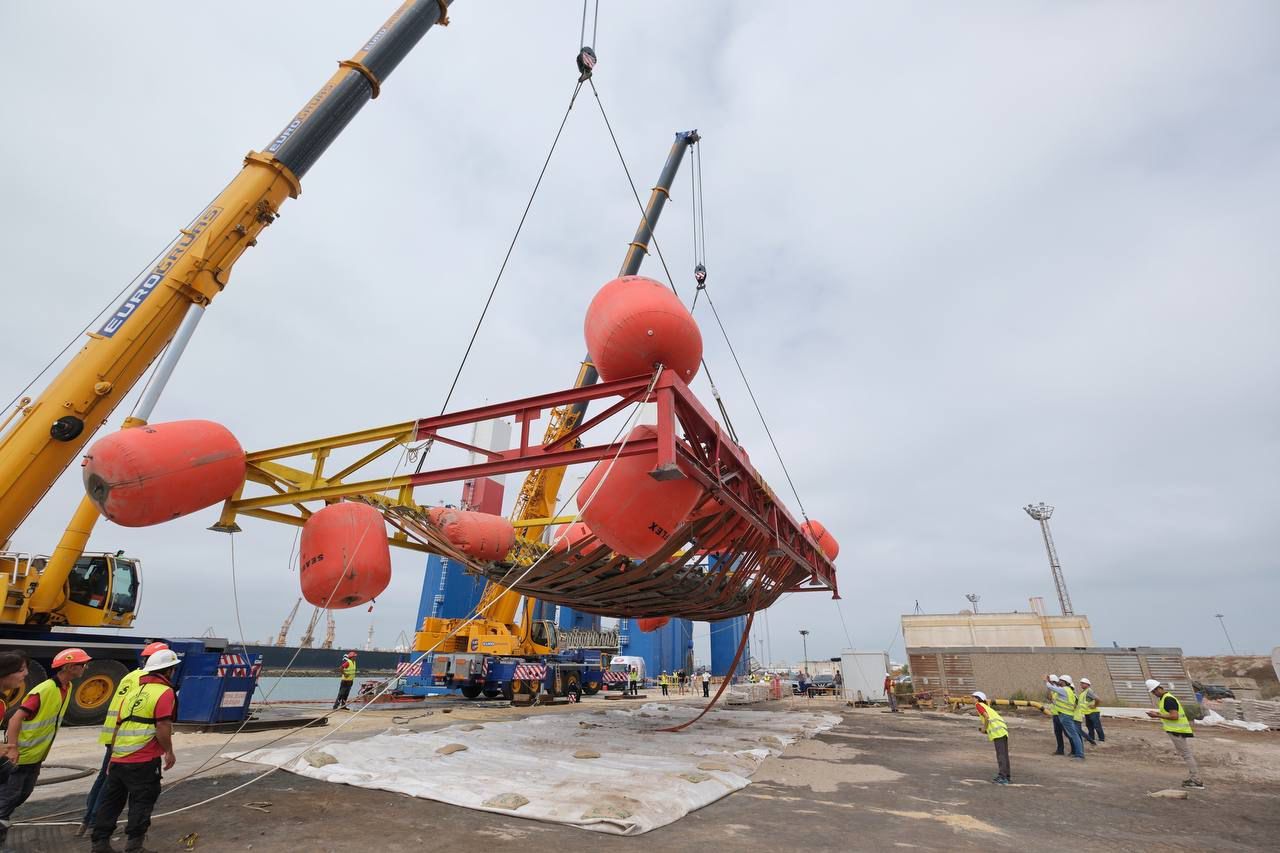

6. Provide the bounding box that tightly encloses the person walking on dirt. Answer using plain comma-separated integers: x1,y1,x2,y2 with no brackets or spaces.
0,647,90,848
701,670,711,698
659,671,670,696
1077,677,1104,745
1145,679,1203,788
972,692,1011,785
884,673,899,712
628,665,639,697
333,650,357,710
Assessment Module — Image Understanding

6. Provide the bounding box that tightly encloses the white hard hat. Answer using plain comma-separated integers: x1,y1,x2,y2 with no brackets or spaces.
884,673,891,678
1080,677,1091,685
1059,674,1073,685
1048,673,1058,681
1145,679,1162,693
971,691,987,702
142,649,180,673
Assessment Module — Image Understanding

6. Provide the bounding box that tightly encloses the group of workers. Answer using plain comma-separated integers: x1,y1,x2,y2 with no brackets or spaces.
971,675,1203,788
0,643,179,852
656,670,713,697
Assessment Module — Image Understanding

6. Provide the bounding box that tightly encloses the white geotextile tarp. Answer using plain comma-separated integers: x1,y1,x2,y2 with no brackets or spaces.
232,703,839,835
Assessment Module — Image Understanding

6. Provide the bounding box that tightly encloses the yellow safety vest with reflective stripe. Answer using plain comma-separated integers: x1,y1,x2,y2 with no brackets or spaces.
17,679,70,765
99,669,145,746
976,701,1008,741
340,658,357,682
1158,691,1193,736
1052,685,1076,717
1075,687,1096,721
110,683,170,760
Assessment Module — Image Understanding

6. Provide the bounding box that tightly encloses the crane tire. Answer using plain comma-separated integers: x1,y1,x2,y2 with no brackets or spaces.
67,659,129,726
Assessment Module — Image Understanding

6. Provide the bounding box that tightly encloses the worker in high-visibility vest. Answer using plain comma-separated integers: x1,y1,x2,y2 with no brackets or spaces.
971,692,1011,785
658,672,670,697
1145,679,1203,788
628,666,639,696
1076,676,1103,745
79,641,169,838
90,648,180,853
0,647,91,847
333,651,358,710
0,652,30,787
1045,673,1085,759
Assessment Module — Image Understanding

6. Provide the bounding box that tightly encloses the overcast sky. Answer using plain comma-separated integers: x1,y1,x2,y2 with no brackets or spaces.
2,2,1276,666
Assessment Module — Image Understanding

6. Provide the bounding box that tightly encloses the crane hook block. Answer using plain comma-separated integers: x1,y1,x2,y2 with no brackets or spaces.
694,264,707,287
577,46,597,81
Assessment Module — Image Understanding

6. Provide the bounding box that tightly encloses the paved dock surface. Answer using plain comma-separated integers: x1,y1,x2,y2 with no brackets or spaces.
10,696,1279,851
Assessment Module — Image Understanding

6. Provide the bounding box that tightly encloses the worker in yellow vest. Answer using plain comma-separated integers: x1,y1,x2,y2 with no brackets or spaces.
91,648,180,853
1145,679,1203,788
1045,673,1085,759
0,647,90,847
333,651,358,710
1076,676,1103,745
659,672,670,697
79,641,169,837
971,692,1011,785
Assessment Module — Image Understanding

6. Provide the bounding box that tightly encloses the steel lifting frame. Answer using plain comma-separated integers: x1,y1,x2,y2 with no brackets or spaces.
215,370,838,605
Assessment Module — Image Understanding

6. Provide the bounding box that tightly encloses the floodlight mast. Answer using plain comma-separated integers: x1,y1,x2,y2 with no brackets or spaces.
1023,502,1074,616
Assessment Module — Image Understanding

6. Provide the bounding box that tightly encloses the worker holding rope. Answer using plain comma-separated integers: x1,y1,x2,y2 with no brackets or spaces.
0,648,89,847
80,641,169,838
91,649,180,853
333,651,358,710
972,691,1012,785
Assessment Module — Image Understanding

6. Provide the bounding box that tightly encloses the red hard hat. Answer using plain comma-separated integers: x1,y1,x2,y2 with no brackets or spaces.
142,642,170,657
52,648,92,668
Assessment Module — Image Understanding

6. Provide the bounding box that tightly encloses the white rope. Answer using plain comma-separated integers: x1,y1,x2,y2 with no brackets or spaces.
19,368,664,828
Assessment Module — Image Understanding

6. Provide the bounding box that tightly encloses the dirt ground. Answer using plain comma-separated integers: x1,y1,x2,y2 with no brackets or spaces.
9,695,1280,852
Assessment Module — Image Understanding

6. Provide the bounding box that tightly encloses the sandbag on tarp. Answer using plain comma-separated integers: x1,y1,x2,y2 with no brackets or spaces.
232,703,839,835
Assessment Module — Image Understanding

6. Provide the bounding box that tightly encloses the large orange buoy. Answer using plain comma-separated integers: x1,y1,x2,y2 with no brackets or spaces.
577,424,704,559
801,519,839,560
82,420,245,527
427,507,515,562
584,275,702,383
551,521,594,554
300,502,391,609
637,616,670,633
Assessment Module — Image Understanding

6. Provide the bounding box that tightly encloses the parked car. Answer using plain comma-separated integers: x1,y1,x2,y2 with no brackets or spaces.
1193,681,1235,700
811,674,838,692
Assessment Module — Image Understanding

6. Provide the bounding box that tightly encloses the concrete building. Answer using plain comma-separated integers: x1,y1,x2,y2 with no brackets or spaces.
902,598,1093,649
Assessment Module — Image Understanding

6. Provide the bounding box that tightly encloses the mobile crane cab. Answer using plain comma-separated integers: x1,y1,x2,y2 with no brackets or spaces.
0,551,140,629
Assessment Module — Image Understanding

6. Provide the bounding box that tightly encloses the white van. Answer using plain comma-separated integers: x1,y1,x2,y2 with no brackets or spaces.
607,655,646,691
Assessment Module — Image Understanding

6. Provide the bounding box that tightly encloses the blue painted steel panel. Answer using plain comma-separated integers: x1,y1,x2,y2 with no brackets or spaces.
620,617,693,680
555,607,600,632
710,615,749,678
419,554,484,626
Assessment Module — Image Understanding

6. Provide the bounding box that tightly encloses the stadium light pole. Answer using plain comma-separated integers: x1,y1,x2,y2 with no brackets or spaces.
1214,613,1238,654
799,630,810,676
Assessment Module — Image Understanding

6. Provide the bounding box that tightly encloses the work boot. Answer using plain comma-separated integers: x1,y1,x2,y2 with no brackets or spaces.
124,835,156,853
1182,779,1205,789
1051,750,1064,756
90,837,119,853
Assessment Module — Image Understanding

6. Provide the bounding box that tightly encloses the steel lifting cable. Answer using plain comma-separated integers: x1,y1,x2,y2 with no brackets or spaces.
588,79,743,446
413,78,585,474
19,370,666,830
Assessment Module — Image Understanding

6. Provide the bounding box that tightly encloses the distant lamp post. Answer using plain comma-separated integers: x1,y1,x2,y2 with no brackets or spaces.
965,593,980,613
1214,614,1238,654
799,630,810,676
